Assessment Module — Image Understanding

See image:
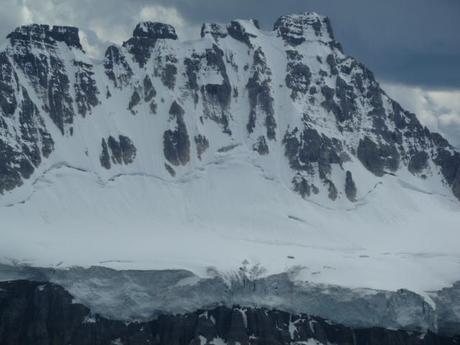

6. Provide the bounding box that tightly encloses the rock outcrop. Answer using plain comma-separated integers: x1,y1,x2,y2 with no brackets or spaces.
0,280,458,345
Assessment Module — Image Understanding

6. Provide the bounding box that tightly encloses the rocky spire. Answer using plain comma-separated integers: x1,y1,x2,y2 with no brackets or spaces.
132,22,178,40
274,12,335,46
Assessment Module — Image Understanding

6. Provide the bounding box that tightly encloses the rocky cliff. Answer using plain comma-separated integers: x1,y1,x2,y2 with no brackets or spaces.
0,280,459,345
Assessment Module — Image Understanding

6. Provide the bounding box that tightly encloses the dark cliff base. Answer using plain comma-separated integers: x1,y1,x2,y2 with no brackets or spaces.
0,280,459,345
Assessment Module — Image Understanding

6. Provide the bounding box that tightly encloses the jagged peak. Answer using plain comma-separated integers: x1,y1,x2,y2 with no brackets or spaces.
226,19,260,46
201,19,260,43
200,23,227,39
6,24,82,49
132,22,178,40
274,12,335,46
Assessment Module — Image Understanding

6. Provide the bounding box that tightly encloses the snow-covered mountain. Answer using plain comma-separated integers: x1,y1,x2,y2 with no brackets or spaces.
1,12,460,331
2,12,460,203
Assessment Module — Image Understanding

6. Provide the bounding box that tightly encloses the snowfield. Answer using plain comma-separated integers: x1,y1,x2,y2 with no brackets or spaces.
2,149,460,297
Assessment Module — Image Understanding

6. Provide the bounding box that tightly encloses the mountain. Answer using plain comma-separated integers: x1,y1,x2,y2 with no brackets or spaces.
1,12,460,336
2,14,460,202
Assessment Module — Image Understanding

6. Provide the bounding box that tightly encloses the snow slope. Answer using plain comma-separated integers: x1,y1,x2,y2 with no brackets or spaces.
1,12,460,316
2,151,460,295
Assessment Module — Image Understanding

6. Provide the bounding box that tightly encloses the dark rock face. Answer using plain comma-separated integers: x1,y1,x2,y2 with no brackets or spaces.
99,135,136,168
129,90,141,114
0,82,54,193
123,22,177,67
453,171,460,201
10,34,74,134
334,76,357,122
184,55,200,98
199,45,232,134
326,179,338,200
133,22,178,40
274,13,334,46
434,149,460,200
246,48,276,140
194,134,209,159
253,136,269,155
283,127,345,198
100,138,111,169
286,63,311,97
7,24,82,49
0,52,18,117
164,163,176,176
127,77,157,114
0,140,24,193
345,171,357,201
125,41,156,67
201,23,228,40
409,152,429,174
285,50,311,100
320,76,357,125
327,54,338,75
433,281,460,336
1,280,458,345
357,137,399,177
119,135,137,164
143,76,156,102
283,128,342,178
163,101,191,166
158,55,178,90
104,45,133,88
74,61,99,117
227,21,256,47
293,174,312,198
6,23,94,136
47,56,74,134
18,88,54,161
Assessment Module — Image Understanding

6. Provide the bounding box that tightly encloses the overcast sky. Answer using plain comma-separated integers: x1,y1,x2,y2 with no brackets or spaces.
1,0,459,146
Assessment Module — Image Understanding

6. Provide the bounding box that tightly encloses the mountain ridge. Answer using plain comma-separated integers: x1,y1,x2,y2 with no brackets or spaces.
1,12,460,304
1,12,459,204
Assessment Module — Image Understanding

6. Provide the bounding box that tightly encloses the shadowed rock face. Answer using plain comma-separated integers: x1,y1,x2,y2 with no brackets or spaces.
246,48,276,140
133,22,178,40
123,22,178,67
345,170,357,201
99,135,136,168
163,101,191,166
7,24,82,49
357,136,399,176
195,134,210,159
0,280,459,345
104,45,133,88
274,12,335,46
